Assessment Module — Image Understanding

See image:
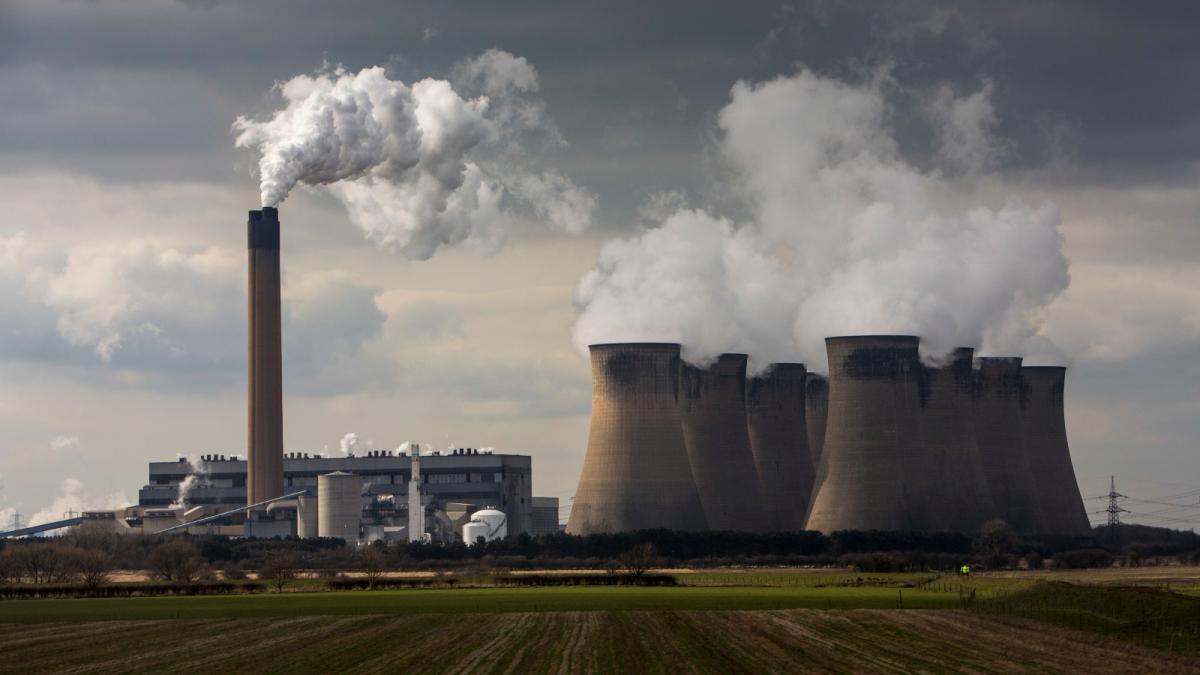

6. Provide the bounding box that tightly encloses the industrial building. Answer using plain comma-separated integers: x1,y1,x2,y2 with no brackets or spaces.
566,336,1094,538
567,343,708,534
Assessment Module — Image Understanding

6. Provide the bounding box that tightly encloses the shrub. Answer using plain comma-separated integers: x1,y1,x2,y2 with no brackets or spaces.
259,551,300,592
74,549,113,590
148,540,203,584
221,562,248,580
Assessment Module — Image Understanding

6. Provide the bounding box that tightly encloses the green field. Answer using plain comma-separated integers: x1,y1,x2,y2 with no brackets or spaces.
0,585,965,624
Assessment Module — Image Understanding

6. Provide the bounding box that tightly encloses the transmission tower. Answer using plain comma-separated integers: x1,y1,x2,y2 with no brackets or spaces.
1104,476,1128,543
9,511,21,531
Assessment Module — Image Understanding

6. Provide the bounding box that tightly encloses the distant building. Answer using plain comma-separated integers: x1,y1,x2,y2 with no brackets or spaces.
138,448,541,535
530,496,560,536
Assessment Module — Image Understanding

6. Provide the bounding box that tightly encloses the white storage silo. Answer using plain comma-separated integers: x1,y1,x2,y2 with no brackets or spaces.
318,472,361,543
297,494,319,539
463,508,507,545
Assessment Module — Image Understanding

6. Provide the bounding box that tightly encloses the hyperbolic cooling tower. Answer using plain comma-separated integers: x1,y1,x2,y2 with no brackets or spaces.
1022,366,1092,536
804,373,828,467
746,363,814,531
247,207,284,506
805,336,931,533
566,343,707,534
679,354,769,532
919,348,997,532
974,357,1044,534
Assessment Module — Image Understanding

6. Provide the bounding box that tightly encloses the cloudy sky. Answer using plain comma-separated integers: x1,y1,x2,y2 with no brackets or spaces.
1,1,1198,529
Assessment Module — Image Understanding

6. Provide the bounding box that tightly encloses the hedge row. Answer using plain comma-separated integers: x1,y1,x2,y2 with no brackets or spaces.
325,577,461,590
0,582,266,599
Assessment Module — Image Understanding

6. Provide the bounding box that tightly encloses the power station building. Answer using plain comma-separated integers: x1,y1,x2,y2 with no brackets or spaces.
136,450,547,536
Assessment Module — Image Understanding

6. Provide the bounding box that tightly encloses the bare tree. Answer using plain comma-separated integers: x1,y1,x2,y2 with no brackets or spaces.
360,547,387,587
75,549,113,590
148,540,202,584
0,548,17,584
618,542,659,582
259,551,300,592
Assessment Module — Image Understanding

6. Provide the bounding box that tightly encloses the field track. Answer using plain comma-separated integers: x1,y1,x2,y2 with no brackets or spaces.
1,609,1195,674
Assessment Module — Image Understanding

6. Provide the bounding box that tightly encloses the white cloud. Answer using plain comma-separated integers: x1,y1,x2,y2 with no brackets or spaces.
48,435,79,451
28,477,129,527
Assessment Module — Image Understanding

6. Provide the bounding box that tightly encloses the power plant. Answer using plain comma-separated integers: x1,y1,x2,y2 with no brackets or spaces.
679,354,768,532
746,363,814,531
567,336,1094,538
567,343,707,534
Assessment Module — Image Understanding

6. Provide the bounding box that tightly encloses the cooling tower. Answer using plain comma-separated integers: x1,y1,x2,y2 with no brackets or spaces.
804,373,829,467
805,336,930,533
247,207,284,506
746,363,814,532
680,354,769,532
973,357,1044,534
918,348,997,532
566,343,707,534
317,472,361,542
1022,366,1092,536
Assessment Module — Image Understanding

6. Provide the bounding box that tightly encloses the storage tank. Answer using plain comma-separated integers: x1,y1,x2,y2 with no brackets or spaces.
463,508,507,544
805,336,930,533
680,353,768,532
296,494,318,539
1022,366,1092,536
918,348,997,532
317,472,361,543
805,373,829,467
974,358,1044,534
746,363,814,531
567,343,708,534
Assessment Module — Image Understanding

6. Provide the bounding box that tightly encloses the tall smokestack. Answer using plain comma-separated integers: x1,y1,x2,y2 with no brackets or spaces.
567,343,707,534
746,363,814,532
1022,367,1092,536
806,336,928,533
974,357,1043,534
247,207,284,506
680,354,768,532
919,348,997,532
804,373,828,467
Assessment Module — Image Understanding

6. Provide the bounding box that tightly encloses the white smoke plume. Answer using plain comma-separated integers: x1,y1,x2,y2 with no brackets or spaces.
29,478,129,528
171,457,209,508
234,51,595,260
573,69,1070,371
340,432,361,457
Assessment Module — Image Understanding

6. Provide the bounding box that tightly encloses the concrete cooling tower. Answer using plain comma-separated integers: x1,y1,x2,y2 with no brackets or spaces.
974,358,1045,534
567,343,707,534
746,363,814,532
919,348,997,532
805,336,931,533
680,354,768,532
1022,367,1093,536
247,207,284,505
804,373,828,467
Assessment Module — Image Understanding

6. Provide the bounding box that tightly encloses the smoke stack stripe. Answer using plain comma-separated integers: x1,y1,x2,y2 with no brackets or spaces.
1022,366,1092,536
973,357,1044,534
919,348,997,532
566,343,707,534
805,336,929,533
247,207,284,506
680,354,769,532
746,363,814,531
804,373,828,468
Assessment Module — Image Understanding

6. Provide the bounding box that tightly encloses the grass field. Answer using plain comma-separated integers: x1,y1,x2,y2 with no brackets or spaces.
1,609,1196,674
0,585,967,623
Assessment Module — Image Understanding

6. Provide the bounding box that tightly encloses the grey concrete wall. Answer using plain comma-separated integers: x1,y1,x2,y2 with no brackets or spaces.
1022,366,1093,536
680,354,769,532
567,343,707,534
805,336,929,533
746,363,814,532
974,357,1045,534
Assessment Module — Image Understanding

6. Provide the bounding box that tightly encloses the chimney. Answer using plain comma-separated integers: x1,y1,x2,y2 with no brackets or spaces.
805,336,928,533
804,373,829,468
746,363,814,532
1022,366,1092,536
566,343,707,534
247,207,283,506
973,357,1044,534
679,353,768,532
918,348,997,532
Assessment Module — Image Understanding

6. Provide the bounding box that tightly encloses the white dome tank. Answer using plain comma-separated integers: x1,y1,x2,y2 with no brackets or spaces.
463,508,507,544
318,472,362,543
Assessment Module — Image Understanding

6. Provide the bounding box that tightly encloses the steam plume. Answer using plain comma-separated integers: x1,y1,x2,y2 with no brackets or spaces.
234,51,594,260
172,457,209,508
573,69,1070,370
